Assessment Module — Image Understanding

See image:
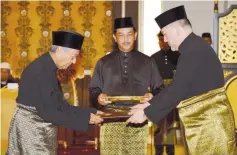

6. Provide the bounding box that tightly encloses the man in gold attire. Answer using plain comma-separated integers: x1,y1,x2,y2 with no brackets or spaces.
128,6,237,155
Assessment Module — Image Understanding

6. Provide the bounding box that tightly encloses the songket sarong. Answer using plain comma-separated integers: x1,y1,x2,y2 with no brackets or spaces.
177,87,237,155
100,122,149,155
6,104,58,155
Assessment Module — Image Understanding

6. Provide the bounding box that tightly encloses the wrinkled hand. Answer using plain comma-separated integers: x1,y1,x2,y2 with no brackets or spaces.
129,102,150,115
89,111,104,124
127,109,147,124
140,93,153,103
98,93,112,105
96,111,104,115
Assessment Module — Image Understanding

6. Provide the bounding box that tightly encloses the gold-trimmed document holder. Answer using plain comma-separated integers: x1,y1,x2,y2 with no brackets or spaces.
106,96,143,102
99,96,144,123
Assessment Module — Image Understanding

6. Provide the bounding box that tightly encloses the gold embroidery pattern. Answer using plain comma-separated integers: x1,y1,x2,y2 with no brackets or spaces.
15,1,33,76
100,122,148,155
1,2,12,62
1,2,113,78
78,2,97,69
36,1,55,56
58,1,75,31
100,2,113,54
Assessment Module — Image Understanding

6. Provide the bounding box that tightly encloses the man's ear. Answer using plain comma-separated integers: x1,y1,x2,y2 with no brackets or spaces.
56,46,61,53
134,32,137,40
113,34,117,43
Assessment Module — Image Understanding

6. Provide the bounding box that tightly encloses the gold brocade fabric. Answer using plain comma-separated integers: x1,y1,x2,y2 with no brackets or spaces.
100,122,149,155
6,104,58,155
177,87,237,155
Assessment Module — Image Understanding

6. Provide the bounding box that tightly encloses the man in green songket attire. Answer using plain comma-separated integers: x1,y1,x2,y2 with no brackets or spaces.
89,17,164,155
127,5,237,155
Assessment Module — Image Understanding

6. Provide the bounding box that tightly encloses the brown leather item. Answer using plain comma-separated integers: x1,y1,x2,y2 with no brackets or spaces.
99,96,145,123
105,96,143,102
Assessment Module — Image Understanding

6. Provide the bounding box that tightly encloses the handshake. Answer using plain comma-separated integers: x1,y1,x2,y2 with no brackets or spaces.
89,111,104,125
89,93,153,125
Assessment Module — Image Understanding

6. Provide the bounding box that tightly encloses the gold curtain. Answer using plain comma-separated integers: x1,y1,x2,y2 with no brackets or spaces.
1,1,113,78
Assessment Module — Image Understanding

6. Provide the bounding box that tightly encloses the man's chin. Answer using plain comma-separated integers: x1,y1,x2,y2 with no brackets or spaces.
171,47,176,51
57,64,70,70
121,47,133,52
63,65,70,69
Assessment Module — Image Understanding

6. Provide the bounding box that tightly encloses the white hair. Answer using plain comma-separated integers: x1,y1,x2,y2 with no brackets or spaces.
49,45,58,52
49,45,71,53
170,19,192,30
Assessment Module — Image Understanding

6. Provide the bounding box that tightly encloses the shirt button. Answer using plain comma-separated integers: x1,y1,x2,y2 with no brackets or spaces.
125,66,127,68
64,93,70,99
